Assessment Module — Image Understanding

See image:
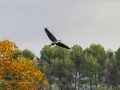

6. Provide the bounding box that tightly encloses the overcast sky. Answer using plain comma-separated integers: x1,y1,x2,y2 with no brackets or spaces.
1,0,120,57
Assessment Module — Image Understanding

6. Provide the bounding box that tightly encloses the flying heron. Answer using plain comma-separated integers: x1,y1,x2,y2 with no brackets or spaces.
44,28,70,49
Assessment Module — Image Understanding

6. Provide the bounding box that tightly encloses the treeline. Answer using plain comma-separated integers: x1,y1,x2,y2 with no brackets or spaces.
36,44,120,90
0,39,46,90
13,44,120,90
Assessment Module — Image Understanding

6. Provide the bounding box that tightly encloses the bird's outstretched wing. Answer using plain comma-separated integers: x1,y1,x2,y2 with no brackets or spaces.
56,42,70,49
44,28,57,42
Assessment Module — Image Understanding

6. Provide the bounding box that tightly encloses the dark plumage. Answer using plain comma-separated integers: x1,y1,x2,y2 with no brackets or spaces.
44,28,70,49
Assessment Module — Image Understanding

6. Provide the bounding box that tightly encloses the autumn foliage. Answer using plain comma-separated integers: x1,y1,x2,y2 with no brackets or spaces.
0,39,47,90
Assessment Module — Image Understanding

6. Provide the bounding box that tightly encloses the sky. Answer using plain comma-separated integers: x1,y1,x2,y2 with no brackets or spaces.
0,0,120,57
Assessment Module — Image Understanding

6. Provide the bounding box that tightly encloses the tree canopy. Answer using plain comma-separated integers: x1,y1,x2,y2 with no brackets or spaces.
37,44,120,90
0,39,46,90
1,38,120,90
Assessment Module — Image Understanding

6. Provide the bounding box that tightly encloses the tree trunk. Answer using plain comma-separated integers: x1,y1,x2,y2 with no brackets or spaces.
75,71,77,89
95,73,97,88
90,78,92,90
78,70,80,90
50,83,51,90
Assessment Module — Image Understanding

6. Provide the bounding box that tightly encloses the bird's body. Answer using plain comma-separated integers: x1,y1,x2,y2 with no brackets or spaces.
44,28,70,49
50,40,60,46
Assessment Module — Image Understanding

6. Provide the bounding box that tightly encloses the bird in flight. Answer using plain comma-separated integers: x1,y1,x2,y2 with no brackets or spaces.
44,28,70,49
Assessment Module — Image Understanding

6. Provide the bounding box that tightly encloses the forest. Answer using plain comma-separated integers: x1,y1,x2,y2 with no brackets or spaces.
35,44,120,90
1,39,120,90
13,43,120,90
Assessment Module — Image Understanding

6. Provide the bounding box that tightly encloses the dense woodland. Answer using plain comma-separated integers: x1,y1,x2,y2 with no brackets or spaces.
12,44,120,90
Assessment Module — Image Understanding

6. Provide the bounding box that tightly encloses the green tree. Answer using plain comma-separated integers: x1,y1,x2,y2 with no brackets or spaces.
23,49,35,60
12,49,23,59
38,45,75,90
12,49,35,60
107,48,114,59
82,54,101,90
38,45,54,90
40,45,54,65
115,48,120,80
105,48,119,87
84,44,107,66
53,46,70,59
103,59,113,87
84,44,107,86
70,44,83,89
52,56,75,90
